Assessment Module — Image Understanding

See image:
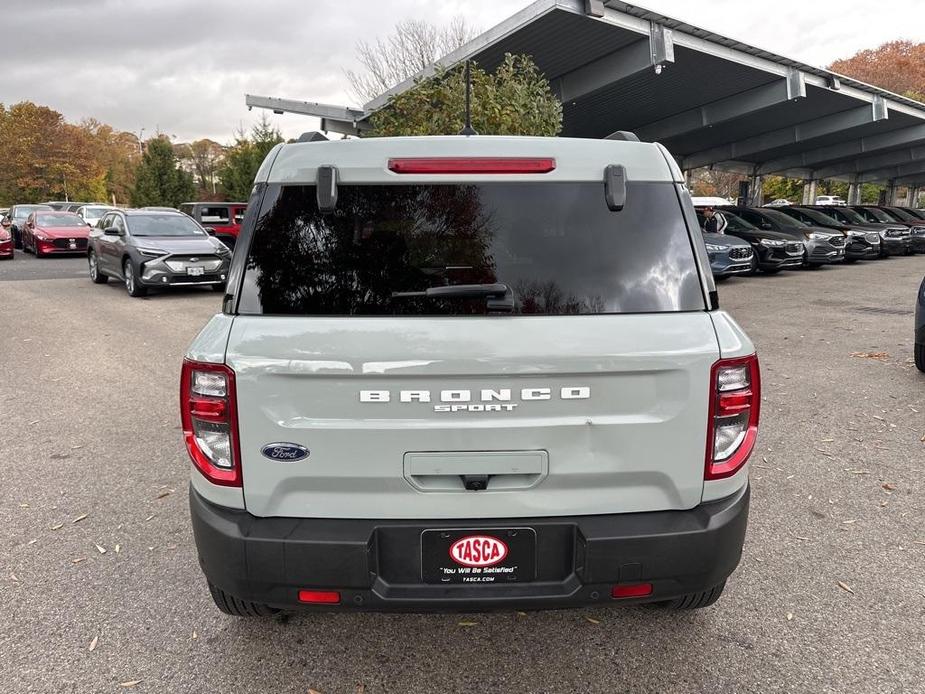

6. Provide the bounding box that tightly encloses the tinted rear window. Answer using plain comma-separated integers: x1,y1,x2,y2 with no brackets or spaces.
238,182,704,316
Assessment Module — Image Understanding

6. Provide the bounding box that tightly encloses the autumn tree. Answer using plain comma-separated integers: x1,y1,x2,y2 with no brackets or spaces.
176,139,225,198
346,18,479,103
691,169,744,199
367,54,562,137
0,102,107,203
81,119,140,205
829,41,925,101
217,116,284,201
130,137,195,207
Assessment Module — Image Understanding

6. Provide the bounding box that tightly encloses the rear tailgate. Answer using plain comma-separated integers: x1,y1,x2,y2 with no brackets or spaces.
229,313,718,519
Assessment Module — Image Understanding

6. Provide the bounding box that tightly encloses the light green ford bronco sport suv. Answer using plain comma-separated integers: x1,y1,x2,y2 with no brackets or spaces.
181,133,759,615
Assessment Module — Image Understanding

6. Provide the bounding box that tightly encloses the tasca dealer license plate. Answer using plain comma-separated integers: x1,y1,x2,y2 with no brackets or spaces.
421,528,536,584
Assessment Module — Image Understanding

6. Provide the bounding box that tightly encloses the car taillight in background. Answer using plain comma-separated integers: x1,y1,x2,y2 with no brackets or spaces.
180,360,241,486
705,355,760,480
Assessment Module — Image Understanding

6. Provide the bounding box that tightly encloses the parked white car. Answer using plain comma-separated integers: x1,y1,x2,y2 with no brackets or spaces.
815,195,847,206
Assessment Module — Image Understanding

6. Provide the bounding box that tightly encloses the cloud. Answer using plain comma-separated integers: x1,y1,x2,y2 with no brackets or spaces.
3,0,922,143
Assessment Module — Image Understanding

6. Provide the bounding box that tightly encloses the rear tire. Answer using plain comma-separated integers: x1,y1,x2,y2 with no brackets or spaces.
208,582,279,617
916,343,925,373
88,251,107,284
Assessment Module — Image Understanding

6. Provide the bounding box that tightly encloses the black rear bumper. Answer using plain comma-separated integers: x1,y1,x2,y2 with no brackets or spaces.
190,484,750,611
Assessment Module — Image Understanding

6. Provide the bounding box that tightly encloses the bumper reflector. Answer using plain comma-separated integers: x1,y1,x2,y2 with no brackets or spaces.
298,589,341,605
611,583,653,599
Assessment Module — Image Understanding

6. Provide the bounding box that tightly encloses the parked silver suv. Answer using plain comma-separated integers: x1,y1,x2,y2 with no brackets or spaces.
183,134,759,615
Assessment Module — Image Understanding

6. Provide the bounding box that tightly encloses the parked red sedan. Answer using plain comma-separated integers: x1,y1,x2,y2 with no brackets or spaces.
23,211,92,257
0,225,13,259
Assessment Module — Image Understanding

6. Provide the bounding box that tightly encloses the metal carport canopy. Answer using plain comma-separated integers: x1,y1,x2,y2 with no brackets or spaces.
246,0,925,187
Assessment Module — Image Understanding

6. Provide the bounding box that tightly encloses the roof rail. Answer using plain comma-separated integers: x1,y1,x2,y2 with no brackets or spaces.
604,131,640,142
297,131,329,143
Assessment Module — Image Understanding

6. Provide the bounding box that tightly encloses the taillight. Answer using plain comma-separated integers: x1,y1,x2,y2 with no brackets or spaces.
298,589,341,605
705,355,760,480
387,157,556,174
180,359,241,487
611,583,653,599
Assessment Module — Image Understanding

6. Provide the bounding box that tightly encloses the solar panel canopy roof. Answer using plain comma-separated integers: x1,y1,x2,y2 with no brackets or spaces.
247,0,925,190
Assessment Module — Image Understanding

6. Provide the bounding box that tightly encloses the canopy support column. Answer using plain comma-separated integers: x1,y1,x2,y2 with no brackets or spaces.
801,180,817,205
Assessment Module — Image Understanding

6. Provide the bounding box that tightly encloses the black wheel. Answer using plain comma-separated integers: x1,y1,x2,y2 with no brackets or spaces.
88,251,107,284
916,343,925,373
208,582,279,617
844,258,858,264
33,239,43,258
656,581,726,610
713,275,730,283
762,267,781,274
12,227,22,250
123,258,147,297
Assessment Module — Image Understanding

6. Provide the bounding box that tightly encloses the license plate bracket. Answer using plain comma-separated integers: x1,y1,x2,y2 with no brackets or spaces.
187,266,205,276
421,528,536,584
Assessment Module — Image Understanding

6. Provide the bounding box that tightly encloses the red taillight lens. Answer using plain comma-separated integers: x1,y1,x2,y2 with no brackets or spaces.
387,157,556,175
705,355,760,480
298,590,341,605
611,583,653,599
180,359,241,487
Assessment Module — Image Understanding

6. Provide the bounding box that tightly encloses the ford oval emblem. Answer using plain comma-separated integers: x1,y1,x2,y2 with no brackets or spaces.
261,443,309,462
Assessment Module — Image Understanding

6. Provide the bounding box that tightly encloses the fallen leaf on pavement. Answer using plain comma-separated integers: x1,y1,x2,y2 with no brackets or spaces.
882,483,896,492
156,490,173,500
457,620,478,627
309,689,323,694
584,616,600,625
115,545,121,553
72,514,88,524
95,544,107,554
88,635,98,652
851,352,889,361
837,581,854,594
51,523,63,531
786,612,793,621
119,680,142,688
10,572,19,582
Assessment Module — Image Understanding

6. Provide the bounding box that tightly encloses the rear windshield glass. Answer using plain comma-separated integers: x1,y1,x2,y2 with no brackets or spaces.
238,182,705,316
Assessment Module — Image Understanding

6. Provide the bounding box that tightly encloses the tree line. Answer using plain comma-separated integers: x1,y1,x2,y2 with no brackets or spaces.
0,102,283,208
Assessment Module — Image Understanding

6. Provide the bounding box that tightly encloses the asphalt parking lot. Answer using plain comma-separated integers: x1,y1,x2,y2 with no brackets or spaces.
1,253,923,694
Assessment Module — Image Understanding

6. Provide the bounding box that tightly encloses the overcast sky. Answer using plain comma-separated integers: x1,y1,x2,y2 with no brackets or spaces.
3,0,923,143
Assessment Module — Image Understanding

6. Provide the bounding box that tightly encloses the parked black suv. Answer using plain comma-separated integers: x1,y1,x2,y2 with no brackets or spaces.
713,210,804,273
776,206,879,261
849,207,914,255
722,207,846,267
872,207,925,253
